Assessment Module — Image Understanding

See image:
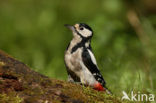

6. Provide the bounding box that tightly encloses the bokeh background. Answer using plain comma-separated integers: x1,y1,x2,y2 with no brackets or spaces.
0,0,156,95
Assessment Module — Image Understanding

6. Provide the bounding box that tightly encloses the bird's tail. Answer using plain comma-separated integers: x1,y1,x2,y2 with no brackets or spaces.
104,86,112,95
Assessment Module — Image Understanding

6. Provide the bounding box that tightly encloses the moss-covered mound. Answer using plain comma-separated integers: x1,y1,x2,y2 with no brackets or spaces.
0,50,124,103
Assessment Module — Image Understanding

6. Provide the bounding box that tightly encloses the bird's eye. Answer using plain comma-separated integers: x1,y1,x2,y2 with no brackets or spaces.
80,27,84,30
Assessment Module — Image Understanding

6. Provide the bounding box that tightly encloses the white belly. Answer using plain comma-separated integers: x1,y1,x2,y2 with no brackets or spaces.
65,48,97,86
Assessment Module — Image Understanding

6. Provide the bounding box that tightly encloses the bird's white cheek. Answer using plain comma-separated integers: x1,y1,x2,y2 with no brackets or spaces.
82,30,92,37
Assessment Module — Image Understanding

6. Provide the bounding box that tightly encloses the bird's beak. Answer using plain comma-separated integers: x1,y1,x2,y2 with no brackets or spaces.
64,24,75,31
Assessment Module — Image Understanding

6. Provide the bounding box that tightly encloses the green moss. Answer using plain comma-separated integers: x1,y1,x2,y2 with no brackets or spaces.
82,86,122,103
0,93,23,103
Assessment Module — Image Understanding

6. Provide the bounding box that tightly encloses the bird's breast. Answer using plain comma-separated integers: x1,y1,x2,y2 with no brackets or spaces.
65,48,83,71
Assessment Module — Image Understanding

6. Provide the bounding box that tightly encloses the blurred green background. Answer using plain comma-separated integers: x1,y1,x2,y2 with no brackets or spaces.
0,0,156,95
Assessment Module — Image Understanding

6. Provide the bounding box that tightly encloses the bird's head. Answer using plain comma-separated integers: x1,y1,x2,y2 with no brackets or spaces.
65,23,93,39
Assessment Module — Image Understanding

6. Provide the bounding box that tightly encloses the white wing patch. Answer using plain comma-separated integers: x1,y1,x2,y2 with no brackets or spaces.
87,49,97,65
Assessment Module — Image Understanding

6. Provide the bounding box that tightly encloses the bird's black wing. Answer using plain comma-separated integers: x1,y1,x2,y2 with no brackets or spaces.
82,48,106,86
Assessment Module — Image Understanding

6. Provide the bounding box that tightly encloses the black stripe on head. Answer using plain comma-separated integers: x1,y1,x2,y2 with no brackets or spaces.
79,23,93,32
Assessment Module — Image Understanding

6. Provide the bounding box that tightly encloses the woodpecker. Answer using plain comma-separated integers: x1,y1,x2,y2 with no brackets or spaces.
64,23,111,93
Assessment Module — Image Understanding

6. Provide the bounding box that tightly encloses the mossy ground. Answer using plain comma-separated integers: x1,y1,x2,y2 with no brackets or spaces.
0,50,131,103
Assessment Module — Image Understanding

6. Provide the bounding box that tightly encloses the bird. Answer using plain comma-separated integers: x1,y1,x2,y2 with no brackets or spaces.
64,23,111,93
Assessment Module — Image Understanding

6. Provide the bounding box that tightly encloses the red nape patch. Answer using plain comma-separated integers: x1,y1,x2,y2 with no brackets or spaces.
93,83,105,91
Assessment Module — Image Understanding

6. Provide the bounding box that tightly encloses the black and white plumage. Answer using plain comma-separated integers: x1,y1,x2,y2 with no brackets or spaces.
64,23,109,92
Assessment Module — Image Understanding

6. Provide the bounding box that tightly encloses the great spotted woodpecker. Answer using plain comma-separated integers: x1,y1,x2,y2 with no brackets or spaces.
64,23,111,94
